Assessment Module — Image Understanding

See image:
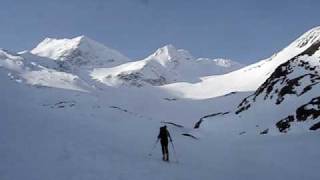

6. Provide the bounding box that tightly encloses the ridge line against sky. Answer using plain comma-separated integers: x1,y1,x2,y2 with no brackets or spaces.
0,0,319,64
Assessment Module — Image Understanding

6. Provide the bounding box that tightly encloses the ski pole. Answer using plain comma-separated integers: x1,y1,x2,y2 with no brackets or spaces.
170,140,179,162
148,139,159,156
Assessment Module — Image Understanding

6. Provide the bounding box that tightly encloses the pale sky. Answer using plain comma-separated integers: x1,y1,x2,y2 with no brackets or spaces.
0,0,319,63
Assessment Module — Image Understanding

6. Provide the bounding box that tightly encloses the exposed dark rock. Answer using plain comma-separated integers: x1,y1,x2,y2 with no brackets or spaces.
194,119,203,129
260,129,269,135
300,41,320,56
276,115,294,133
109,106,128,112
142,76,167,86
163,98,178,101
195,112,229,129
310,122,320,130
161,121,184,128
235,96,252,114
117,72,144,87
116,72,168,87
296,96,320,121
253,60,293,101
275,74,319,104
43,101,76,109
274,96,320,132
181,133,198,140
236,40,320,114
201,112,230,119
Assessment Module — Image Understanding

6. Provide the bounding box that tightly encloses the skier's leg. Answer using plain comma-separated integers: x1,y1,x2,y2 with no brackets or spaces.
165,144,169,161
161,143,165,161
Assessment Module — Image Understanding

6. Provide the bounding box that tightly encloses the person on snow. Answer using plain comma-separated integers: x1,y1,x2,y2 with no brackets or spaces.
158,125,172,161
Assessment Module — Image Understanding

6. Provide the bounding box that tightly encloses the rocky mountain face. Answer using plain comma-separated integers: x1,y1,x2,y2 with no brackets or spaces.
235,36,320,133
191,27,320,134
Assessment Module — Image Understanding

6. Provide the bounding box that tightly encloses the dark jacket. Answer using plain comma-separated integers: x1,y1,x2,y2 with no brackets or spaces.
158,126,172,144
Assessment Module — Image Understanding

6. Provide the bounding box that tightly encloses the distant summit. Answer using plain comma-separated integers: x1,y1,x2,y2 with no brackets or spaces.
90,44,243,87
148,44,194,64
31,35,130,68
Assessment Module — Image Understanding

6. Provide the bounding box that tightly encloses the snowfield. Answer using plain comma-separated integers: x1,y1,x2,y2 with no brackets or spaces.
1,27,320,180
1,71,319,180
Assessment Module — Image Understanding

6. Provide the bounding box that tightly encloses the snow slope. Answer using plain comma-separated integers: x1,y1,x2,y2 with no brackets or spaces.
91,45,243,87
162,26,320,99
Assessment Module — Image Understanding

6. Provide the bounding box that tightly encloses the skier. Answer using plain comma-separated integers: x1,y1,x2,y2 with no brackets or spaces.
157,125,172,161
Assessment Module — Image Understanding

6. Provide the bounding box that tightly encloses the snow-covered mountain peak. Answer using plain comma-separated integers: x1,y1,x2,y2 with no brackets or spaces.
31,36,81,58
71,35,107,50
90,45,243,87
147,44,193,66
152,44,178,57
31,35,130,68
73,35,91,43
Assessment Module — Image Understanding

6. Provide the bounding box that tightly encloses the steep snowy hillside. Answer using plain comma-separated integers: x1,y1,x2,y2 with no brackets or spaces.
31,35,130,70
197,30,320,135
234,40,320,133
91,45,243,87
162,26,320,99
